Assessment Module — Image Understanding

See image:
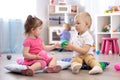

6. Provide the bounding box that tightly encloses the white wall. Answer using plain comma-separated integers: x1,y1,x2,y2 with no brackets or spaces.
36,0,49,44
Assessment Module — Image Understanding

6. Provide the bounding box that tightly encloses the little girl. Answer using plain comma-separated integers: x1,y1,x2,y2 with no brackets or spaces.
22,15,61,76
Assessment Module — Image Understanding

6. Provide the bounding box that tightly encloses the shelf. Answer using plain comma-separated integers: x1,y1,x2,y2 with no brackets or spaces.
112,32,120,34
97,32,111,34
49,13,77,15
96,13,120,50
48,4,78,44
48,5,78,14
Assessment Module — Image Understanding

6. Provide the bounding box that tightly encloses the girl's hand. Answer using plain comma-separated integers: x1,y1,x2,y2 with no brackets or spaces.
54,42,61,48
35,54,45,60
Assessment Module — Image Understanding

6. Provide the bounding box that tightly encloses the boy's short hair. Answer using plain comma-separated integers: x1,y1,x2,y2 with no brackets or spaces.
74,12,92,28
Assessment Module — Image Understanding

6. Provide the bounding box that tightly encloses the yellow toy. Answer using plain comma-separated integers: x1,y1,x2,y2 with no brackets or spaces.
105,5,120,13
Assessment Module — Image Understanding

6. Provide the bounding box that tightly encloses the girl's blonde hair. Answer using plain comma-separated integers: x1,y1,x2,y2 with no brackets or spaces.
24,15,43,35
74,12,92,28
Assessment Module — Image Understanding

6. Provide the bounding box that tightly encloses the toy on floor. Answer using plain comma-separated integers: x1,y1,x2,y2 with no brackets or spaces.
61,58,110,70
61,58,72,62
96,50,100,55
16,58,24,65
81,62,110,70
114,63,120,71
7,55,12,60
99,62,110,70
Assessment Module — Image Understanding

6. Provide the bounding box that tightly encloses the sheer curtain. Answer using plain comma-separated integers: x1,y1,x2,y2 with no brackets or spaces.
0,0,36,53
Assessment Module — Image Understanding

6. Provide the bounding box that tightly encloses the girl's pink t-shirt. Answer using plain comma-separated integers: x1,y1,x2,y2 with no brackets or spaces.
22,37,52,66
23,37,43,54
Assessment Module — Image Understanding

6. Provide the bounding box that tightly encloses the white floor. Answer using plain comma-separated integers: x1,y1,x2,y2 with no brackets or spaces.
0,52,120,80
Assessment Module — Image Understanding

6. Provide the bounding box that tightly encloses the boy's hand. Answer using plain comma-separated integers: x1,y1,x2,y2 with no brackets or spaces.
64,43,73,51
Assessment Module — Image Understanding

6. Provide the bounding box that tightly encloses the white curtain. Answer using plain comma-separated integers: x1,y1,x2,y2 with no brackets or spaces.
0,0,36,19
0,0,36,53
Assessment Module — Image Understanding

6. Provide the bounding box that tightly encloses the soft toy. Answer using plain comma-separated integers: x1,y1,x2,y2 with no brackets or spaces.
61,40,69,47
112,6,118,12
102,24,110,32
113,27,120,32
100,62,110,70
105,5,120,13
58,40,69,52
16,58,24,65
114,62,120,71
